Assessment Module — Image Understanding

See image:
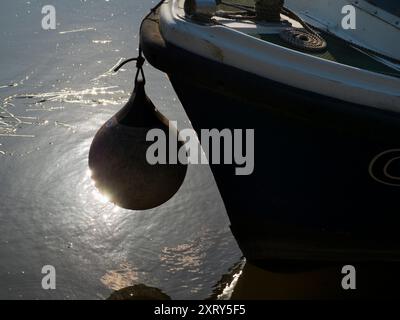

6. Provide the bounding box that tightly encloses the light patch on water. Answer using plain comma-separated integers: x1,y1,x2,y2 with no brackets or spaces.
88,170,114,205
59,27,96,34
158,230,239,296
0,105,36,138
91,188,112,205
92,40,112,44
1,59,129,142
100,263,139,291
0,83,18,90
217,260,245,300
15,86,125,107
159,232,216,275
55,121,76,132
0,85,125,145
0,134,35,138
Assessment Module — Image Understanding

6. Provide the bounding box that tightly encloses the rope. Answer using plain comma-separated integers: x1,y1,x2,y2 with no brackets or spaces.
114,51,146,85
280,29,327,52
113,1,166,85
279,6,327,52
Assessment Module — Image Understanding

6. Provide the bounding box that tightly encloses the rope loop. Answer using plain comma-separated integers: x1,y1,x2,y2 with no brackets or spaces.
113,48,146,85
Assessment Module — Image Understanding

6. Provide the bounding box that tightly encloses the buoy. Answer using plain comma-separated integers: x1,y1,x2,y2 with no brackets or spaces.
88,55,187,210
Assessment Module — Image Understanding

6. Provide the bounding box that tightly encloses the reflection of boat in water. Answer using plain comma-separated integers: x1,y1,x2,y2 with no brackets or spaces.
105,260,400,299
107,284,171,300
230,260,400,299
138,0,400,266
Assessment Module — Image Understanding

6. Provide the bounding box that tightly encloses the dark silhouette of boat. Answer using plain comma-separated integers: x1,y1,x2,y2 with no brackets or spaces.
106,0,400,267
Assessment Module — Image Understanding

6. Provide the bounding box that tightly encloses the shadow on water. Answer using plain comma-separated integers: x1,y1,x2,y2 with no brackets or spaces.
105,259,245,300
107,284,171,300
105,259,400,300
230,261,400,300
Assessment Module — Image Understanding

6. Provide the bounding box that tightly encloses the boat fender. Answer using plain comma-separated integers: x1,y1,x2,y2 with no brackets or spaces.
88,53,187,210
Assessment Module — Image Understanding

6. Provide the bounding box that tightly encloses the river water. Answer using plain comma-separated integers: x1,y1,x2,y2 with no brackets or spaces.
0,0,242,300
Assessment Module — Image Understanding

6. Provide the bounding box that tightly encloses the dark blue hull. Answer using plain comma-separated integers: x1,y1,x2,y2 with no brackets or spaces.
140,12,400,265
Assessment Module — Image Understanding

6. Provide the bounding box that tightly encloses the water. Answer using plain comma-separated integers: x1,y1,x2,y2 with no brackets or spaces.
0,0,242,300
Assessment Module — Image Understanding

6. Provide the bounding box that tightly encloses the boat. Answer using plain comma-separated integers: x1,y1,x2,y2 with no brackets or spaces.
138,0,400,267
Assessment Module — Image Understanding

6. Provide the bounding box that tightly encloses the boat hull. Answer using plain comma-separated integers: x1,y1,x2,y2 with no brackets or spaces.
140,11,400,265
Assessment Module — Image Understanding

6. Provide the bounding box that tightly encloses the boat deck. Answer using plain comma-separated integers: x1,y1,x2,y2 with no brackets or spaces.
258,32,400,78
215,0,400,78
